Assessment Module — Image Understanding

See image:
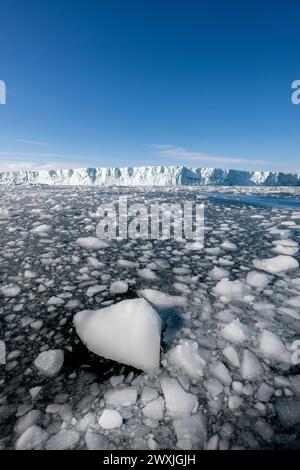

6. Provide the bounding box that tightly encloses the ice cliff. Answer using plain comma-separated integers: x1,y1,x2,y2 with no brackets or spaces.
0,166,300,186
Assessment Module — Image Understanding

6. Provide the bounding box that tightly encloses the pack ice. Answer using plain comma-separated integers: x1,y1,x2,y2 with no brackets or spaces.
73,298,162,371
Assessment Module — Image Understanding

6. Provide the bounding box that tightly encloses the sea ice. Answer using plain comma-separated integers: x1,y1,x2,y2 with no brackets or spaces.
15,425,47,450
209,361,232,385
259,329,291,363
173,413,207,450
213,278,253,304
104,387,137,407
142,398,165,420
110,280,129,294
221,319,249,344
76,236,109,250
167,340,206,381
253,255,299,274
73,298,161,371
246,271,272,289
1,283,21,297
99,409,123,430
138,288,186,310
34,350,64,376
160,377,198,417
240,349,263,381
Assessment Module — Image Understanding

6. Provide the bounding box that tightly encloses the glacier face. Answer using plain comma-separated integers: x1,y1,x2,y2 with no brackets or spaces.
0,165,300,186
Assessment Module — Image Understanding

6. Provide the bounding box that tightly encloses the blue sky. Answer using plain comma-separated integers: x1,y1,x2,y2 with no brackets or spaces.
0,0,299,172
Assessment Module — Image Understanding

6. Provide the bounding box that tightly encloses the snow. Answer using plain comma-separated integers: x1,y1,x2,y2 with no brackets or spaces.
253,255,299,274
160,377,198,417
221,319,249,344
76,236,109,249
34,349,64,376
167,340,206,381
259,329,291,363
99,409,123,430
73,298,162,372
213,278,253,303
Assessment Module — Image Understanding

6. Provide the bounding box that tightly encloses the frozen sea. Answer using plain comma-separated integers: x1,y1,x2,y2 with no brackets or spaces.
1,185,300,450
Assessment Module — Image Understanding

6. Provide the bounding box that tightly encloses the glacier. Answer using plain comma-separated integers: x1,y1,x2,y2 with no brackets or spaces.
0,165,300,186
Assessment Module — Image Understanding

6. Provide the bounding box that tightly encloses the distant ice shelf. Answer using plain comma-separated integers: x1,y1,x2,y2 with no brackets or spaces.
1,165,300,186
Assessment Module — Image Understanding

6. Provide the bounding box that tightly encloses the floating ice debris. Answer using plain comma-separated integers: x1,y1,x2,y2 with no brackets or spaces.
173,413,207,450
167,340,206,381
34,350,64,376
259,329,291,363
138,288,187,310
76,236,109,249
99,409,123,430
46,429,80,450
209,266,229,280
73,298,161,371
213,278,253,304
221,319,249,344
1,283,21,297
209,361,232,385
31,224,52,236
104,387,137,407
15,425,47,450
142,398,165,420
110,280,129,295
253,255,299,274
160,377,198,417
240,349,263,381
246,271,272,289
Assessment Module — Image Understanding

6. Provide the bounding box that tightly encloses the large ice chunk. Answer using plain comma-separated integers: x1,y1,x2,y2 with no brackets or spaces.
253,255,299,274
73,298,162,372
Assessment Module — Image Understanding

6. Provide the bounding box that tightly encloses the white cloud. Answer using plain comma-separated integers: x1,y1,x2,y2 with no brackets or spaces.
0,151,99,171
0,161,84,172
151,145,265,165
16,139,47,145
